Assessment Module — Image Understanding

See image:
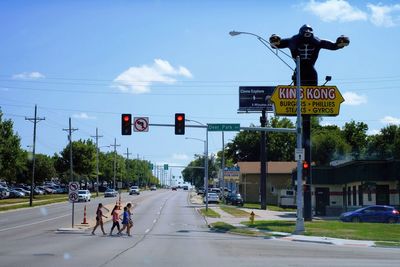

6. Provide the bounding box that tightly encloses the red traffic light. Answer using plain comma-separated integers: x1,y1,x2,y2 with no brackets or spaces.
303,161,309,169
123,115,130,122
175,113,185,135
176,115,184,121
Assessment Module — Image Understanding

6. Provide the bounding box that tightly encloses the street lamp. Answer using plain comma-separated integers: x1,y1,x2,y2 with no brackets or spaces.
96,145,110,196
185,119,209,211
230,30,304,233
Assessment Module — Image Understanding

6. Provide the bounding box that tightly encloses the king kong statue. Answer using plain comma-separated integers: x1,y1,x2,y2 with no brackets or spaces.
269,24,349,86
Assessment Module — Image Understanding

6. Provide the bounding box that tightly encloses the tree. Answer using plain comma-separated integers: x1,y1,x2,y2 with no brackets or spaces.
342,120,368,159
0,110,24,184
54,139,96,182
312,126,350,165
182,154,218,188
366,125,400,159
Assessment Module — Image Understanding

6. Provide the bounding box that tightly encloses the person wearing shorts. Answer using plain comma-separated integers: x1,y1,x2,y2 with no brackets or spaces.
109,205,120,236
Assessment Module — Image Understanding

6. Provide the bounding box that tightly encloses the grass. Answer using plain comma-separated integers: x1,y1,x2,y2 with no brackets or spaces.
242,220,400,242
199,208,221,218
243,203,296,212
375,241,400,247
210,222,257,236
0,197,69,212
219,205,251,217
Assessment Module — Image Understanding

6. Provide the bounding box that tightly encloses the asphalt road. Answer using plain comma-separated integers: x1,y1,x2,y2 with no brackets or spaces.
0,190,399,267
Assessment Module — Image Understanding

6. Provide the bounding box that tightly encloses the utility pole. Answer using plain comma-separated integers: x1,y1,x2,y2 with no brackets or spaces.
63,118,78,182
124,148,132,187
25,105,45,207
110,138,120,190
91,128,103,197
62,117,78,228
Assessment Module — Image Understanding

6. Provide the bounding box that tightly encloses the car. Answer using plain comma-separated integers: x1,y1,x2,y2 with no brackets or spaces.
226,193,244,206
129,186,140,195
9,189,25,198
183,185,188,190
150,185,157,191
196,187,204,195
78,190,91,202
171,186,177,191
340,205,400,223
204,192,220,204
0,187,10,199
104,188,118,197
12,187,30,196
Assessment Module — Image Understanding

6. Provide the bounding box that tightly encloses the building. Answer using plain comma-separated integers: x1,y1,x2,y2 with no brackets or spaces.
312,160,400,216
237,161,297,205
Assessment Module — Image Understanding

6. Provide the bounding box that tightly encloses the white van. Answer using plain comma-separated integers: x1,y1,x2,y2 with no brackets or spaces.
278,189,296,207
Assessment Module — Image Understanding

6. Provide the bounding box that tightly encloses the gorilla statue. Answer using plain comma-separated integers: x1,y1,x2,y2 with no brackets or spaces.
269,25,349,86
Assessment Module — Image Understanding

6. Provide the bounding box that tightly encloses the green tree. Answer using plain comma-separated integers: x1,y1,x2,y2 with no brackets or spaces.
0,111,24,184
312,126,350,165
366,125,400,159
182,154,218,188
342,120,368,159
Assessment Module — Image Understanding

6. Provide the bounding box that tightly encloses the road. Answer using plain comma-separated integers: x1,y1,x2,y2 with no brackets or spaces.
0,189,399,267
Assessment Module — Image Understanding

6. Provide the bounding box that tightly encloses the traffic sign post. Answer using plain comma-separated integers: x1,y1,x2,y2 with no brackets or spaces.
133,117,149,132
68,181,79,228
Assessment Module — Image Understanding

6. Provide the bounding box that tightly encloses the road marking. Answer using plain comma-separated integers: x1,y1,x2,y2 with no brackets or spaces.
153,219,157,224
145,229,150,233
157,212,160,215
0,214,70,232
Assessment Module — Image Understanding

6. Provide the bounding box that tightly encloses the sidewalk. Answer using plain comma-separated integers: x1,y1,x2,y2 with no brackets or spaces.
190,193,375,247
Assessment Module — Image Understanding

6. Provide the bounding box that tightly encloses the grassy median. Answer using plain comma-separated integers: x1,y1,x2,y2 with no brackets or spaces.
199,208,221,218
243,220,400,242
243,203,296,212
219,205,251,217
210,222,258,236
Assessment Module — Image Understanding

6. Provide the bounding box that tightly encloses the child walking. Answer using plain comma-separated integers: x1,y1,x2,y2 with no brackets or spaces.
118,206,130,236
91,203,108,235
109,205,120,236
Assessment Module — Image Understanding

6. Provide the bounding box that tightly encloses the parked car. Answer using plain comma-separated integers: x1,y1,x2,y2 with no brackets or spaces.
129,186,140,195
183,185,188,190
0,187,10,199
171,186,177,191
78,190,91,202
104,188,118,198
9,189,25,198
12,187,30,196
204,192,220,204
150,185,157,191
226,193,244,206
196,187,204,195
340,205,400,223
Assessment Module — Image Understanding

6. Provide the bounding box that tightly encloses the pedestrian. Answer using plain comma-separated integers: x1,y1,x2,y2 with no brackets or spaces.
118,206,129,236
91,203,108,235
126,203,133,236
109,205,121,236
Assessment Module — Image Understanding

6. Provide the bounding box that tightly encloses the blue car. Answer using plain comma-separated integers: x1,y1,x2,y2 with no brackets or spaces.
340,205,399,223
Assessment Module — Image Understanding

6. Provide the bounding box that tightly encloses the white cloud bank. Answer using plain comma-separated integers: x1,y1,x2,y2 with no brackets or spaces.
304,0,400,27
342,92,367,106
12,71,45,80
381,116,400,125
113,59,192,94
72,112,96,120
172,153,189,161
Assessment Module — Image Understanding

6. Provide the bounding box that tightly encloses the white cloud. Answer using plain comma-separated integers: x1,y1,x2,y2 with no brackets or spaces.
304,0,367,22
172,153,189,161
342,92,367,106
367,129,380,135
380,116,400,125
320,121,336,127
12,71,45,80
72,112,96,120
367,3,400,27
113,59,193,94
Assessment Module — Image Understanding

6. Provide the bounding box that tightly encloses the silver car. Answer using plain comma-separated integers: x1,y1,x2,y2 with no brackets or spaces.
203,192,220,204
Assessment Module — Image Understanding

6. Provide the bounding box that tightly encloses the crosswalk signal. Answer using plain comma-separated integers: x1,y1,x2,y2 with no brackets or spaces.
121,114,132,135
175,113,185,135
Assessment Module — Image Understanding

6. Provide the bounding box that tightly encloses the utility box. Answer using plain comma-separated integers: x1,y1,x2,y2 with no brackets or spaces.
278,189,296,208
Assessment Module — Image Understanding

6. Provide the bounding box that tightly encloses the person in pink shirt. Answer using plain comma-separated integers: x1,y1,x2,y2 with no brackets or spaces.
109,205,121,236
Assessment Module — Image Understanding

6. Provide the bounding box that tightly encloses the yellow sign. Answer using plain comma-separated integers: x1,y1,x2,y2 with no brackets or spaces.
270,85,344,116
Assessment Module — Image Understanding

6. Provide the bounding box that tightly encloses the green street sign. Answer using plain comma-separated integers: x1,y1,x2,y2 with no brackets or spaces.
148,163,153,170
164,164,169,170
207,123,240,132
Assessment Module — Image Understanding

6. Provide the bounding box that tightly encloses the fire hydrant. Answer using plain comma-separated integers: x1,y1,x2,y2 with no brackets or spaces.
249,211,255,224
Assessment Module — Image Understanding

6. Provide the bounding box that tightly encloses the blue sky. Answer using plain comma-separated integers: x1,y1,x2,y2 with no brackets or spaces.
1,0,400,179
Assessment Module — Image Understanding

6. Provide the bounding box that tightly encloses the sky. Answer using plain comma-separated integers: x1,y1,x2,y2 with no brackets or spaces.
1,0,400,181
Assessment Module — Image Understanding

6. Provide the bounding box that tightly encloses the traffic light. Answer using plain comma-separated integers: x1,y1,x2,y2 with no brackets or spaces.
174,113,185,135
302,161,310,180
121,114,132,135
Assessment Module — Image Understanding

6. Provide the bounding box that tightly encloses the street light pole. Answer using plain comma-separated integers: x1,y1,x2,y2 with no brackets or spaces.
230,30,304,232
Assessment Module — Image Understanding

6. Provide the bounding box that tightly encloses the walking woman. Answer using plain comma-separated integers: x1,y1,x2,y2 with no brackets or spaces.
126,203,133,236
109,205,121,236
91,203,108,235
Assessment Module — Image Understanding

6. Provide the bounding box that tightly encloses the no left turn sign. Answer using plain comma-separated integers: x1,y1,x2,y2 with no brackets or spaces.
134,117,149,132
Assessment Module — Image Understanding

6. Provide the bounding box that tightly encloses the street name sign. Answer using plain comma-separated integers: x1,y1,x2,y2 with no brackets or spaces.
238,86,275,112
208,124,240,132
270,85,344,116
